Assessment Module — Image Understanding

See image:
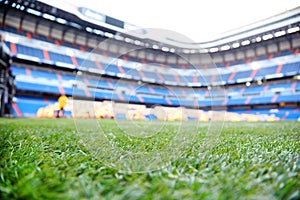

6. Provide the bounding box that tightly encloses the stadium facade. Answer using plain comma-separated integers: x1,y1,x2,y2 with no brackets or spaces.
0,0,299,120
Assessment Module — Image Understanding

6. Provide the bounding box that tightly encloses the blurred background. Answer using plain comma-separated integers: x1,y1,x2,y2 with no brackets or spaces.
0,0,300,121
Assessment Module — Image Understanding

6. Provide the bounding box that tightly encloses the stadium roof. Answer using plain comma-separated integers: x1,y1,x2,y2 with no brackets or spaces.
19,0,300,51
60,0,299,43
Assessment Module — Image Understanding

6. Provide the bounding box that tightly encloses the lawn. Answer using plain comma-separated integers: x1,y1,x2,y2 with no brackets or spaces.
0,118,299,199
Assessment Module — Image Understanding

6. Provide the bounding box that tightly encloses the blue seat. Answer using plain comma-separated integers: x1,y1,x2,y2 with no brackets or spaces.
281,62,300,75
11,65,26,76
227,97,248,106
48,51,73,64
255,66,277,79
16,81,60,94
31,68,58,80
152,87,169,96
234,70,252,80
81,59,99,70
250,96,272,104
14,96,55,117
161,74,176,82
243,86,264,94
268,82,292,90
60,73,75,81
277,94,300,103
295,81,300,91
136,85,152,94
143,71,160,81
15,44,44,59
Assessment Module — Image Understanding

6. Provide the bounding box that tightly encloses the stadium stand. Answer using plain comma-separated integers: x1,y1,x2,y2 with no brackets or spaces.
0,0,299,120
0,33,14,117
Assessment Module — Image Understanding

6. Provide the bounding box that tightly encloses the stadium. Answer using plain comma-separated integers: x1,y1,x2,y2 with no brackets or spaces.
0,0,299,199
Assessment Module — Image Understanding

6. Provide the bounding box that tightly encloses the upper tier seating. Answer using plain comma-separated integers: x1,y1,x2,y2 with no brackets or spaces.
7,39,300,86
1,27,299,87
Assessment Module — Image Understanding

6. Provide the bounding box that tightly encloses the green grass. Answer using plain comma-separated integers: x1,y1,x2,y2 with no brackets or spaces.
0,118,299,200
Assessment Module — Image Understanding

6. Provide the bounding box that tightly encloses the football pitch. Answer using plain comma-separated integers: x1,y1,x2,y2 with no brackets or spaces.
0,118,299,200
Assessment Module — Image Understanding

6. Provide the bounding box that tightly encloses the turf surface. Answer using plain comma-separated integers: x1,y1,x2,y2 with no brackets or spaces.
0,118,299,199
